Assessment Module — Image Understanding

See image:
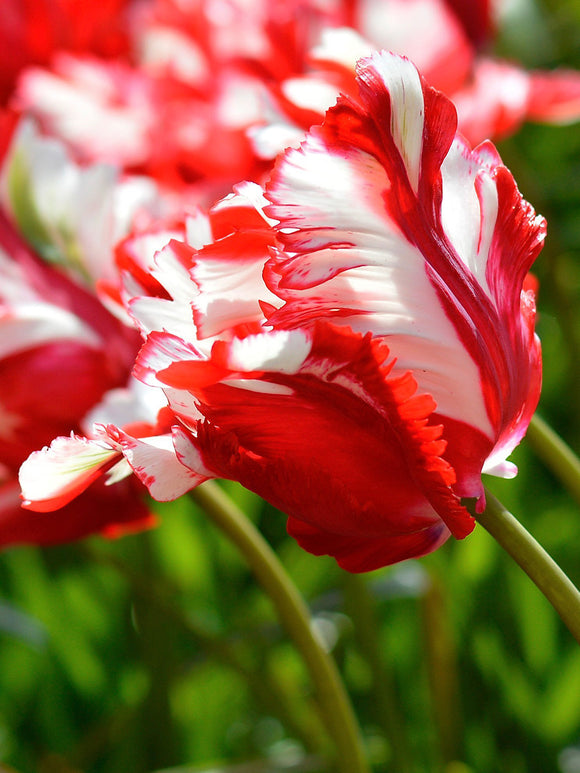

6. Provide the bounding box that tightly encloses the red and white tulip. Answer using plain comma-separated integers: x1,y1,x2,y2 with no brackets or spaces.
19,53,544,571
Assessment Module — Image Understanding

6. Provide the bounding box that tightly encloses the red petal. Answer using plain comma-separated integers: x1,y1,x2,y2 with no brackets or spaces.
0,477,154,548
287,516,450,573
188,323,473,549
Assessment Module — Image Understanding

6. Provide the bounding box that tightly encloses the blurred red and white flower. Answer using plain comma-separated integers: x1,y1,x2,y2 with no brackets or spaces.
0,116,179,547
10,0,580,197
0,118,163,290
0,0,134,105
20,53,545,571
252,0,580,158
0,211,159,546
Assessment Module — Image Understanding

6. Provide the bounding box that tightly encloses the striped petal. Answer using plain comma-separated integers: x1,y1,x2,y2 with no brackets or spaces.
105,425,205,501
264,51,544,503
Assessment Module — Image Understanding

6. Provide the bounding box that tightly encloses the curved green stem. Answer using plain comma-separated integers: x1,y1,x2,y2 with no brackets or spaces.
473,489,580,645
527,413,580,509
191,481,371,773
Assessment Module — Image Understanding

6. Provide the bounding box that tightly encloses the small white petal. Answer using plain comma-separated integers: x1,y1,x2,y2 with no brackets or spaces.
222,379,294,395
482,457,518,479
225,330,311,373
119,432,205,500
19,435,119,507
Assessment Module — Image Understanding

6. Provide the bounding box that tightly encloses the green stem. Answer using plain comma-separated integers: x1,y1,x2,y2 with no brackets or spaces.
527,413,580,509
191,481,371,773
473,489,580,645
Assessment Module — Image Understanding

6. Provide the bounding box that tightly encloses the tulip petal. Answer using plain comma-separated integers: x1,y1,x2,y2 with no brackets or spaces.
287,516,451,573
106,425,205,501
19,434,121,512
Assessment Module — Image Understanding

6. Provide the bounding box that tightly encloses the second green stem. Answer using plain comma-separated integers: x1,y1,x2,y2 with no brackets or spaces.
475,489,580,645
192,481,371,773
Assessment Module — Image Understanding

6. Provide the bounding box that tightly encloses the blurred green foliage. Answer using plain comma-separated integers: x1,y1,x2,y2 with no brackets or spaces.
3,1,580,771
